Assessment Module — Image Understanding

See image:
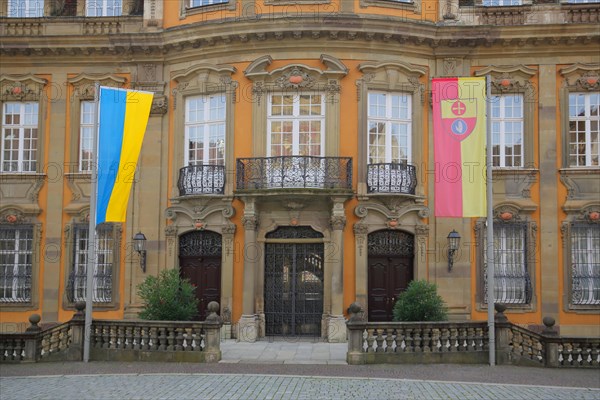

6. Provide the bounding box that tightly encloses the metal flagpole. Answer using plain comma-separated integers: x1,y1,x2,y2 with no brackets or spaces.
485,75,496,366
83,82,101,362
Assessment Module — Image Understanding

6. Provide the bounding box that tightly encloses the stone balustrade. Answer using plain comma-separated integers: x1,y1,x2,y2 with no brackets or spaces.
0,301,223,363
0,16,142,37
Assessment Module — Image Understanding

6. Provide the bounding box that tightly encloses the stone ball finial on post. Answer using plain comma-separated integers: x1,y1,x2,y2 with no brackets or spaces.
26,314,42,333
72,301,86,321
205,301,221,323
542,316,558,336
494,303,508,323
347,302,364,322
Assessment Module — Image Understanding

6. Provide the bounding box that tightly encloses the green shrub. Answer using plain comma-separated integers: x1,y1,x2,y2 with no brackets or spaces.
137,269,199,321
393,280,448,322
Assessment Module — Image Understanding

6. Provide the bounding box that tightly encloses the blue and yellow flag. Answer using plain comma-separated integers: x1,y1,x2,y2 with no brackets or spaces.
96,87,153,224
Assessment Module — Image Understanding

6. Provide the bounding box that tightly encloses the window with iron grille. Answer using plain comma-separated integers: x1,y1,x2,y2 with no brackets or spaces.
570,223,600,306
1,102,39,172
482,0,521,5
568,92,599,167
68,224,114,303
491,94,524,167
0,225,33,303
482,222,532,305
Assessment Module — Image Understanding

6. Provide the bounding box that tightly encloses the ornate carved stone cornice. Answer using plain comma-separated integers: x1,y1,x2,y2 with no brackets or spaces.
560,63,600,91
0,74,47,101
474,65,537,96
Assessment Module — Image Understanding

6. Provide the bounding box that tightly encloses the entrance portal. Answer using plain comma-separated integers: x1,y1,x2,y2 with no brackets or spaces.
178,231,222,321
367,230,414,321
264,226,324,336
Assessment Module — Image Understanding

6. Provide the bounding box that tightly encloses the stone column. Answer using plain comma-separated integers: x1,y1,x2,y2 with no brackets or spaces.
237,198,259,342
328,197,347,343
220,223,236,340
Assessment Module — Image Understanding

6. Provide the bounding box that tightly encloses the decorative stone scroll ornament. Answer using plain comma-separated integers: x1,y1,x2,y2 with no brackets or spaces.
67,73,127,101
560,63,600,92
474,65,536,97
244,54,348,106
0,208,28,224
171,63,237,110
353,223,369,256
0,74,47,102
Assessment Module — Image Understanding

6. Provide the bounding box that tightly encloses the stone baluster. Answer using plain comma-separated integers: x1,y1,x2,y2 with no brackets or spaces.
345,303,366,365
375,329,384,352
413,328,422,353
175,327,184,351
158,327,167,350
431,328,440,352
385,328,395,353
149,327,158,350
404,328,414,352
440,328,449,352
422,328,431,353
449,327,458,352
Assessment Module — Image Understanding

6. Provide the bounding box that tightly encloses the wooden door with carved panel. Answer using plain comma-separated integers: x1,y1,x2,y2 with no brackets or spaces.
367,230,414,322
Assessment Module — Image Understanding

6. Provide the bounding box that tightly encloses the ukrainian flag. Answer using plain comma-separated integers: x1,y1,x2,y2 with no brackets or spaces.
96,87,153,224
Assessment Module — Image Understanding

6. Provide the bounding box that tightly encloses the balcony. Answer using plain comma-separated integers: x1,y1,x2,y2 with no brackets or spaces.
236,156,352,191
367,163,417,195
177,165,225,196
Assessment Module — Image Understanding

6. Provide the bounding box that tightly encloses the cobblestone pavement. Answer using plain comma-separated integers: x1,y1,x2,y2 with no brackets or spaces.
2,373,600,400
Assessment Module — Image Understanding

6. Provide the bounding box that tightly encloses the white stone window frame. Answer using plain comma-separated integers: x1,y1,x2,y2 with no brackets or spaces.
266,92,326,157
567,92,599,168
367,91,412,165
1,74,48,176
184,94,227,167
561,206,600,312
1,101,39,173
490,93,524,168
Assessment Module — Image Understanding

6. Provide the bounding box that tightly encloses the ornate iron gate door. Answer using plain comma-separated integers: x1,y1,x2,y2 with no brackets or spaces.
264,228,324,336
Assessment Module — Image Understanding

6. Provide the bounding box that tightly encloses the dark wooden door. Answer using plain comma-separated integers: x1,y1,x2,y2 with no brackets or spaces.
368,256,413,321
179,255,221,321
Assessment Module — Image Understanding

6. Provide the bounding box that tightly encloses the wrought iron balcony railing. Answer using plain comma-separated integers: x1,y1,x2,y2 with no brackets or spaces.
178,164,225,196
236,156,352,190
367,163,417,195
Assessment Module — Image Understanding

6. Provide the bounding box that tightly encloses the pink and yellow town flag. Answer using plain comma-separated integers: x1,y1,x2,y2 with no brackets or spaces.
432,77,486,217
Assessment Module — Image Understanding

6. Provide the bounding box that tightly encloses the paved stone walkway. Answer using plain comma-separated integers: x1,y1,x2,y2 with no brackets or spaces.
2,373,599,400
220,339,348,364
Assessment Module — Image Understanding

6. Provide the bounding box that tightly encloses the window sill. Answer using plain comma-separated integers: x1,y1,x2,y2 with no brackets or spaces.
0,301,37,312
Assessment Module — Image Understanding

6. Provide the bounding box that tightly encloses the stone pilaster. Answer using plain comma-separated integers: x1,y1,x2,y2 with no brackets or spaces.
328,197,347,342
238,198,259,342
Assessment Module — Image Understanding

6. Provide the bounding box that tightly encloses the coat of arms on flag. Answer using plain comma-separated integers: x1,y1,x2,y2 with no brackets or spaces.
441,99,478,141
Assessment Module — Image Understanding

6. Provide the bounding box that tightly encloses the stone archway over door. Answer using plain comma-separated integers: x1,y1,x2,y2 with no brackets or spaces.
178,231,222,321
368,230,414,321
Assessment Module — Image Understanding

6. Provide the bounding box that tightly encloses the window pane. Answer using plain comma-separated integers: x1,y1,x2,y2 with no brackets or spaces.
0,226,33,302
185,95,226,165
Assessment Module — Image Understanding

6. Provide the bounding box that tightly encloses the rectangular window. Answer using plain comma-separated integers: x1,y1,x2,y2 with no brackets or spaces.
185,94,226,166
69,224,114,303
267,93,325,157
484,223,531,305
568,92,599,167
491,94,523,167
567,0,600,3
79,101,95,172
0,225,33,303
367,92,412,164
571,224,600,305
86,0,122,16
190,0,228,7
482,0,521,5
1,102,39,172
7,0,43,17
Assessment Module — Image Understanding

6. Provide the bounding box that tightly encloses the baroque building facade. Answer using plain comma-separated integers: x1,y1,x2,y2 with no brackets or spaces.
0,0,599,340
